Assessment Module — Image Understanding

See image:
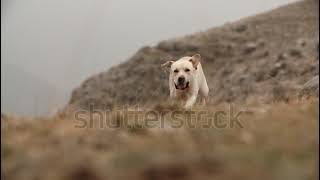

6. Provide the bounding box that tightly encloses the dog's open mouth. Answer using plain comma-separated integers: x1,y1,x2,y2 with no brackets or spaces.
175,82,190,90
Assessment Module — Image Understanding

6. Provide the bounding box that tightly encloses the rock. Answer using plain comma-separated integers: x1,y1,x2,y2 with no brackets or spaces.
277,52,290,61
299,75,319,98
297,38,307,47
157,41,175,51
289,48,303,58
233,24,248,33
274,62,283,68
243,42,257,54
277,48,304,61
257,39,266,47
270,62,287,77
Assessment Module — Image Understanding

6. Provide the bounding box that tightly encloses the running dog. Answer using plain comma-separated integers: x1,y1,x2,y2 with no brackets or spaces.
161,54,209,110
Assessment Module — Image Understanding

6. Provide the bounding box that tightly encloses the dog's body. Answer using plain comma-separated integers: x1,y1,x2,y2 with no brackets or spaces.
161,54,209,110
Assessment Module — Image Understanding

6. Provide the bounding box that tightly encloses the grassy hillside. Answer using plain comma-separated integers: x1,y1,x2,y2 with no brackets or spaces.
1,1,319,180
2,100,318,180
69,0,319,110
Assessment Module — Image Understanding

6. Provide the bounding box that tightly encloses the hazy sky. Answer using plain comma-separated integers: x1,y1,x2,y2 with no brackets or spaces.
1,0,298,116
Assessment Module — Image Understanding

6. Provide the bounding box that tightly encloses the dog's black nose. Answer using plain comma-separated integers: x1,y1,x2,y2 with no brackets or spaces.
178,77,185,84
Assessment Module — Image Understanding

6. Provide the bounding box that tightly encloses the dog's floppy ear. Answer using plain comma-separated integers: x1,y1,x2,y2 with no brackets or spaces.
161,61,174,69
190,54,201,70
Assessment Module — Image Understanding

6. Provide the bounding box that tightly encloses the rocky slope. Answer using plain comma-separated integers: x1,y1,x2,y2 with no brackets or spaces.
69,0,319,110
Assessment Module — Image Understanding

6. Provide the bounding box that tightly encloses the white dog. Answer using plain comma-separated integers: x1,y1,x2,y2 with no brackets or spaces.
161,54,209,110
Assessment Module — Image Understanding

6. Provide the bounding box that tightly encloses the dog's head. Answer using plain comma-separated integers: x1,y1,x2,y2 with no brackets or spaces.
161,54,201,90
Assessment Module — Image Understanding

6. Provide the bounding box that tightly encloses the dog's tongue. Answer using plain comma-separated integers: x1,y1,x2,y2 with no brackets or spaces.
176,83,188,90
175,82,190,90
178,85,184,90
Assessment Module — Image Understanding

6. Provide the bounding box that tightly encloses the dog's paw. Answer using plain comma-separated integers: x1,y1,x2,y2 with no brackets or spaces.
184,105,193,111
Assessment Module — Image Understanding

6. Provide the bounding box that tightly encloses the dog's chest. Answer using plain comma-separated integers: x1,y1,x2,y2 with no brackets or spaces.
175,90,191,101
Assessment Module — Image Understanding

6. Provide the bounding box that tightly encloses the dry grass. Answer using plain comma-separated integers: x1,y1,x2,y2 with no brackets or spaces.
1,99,318,180
69,0,319,110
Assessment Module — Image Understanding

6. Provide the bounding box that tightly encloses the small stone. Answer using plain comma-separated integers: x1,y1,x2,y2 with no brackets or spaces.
257,39,266,47
289,48,303,58
297,38,308,47
233,24,248,33
278,53,289,61
274,62,282,68
244,43,257,54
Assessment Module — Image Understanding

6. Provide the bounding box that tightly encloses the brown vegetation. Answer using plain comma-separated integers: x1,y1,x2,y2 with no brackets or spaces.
2,100,319,180
69,0,319,110
2,1,319,180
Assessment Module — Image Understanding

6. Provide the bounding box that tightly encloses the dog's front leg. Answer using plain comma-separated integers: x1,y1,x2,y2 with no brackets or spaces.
170,88,176,99
200,96,208,106
184,95,197,110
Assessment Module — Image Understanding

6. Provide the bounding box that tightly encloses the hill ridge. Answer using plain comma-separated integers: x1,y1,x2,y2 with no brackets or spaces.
68,0,319,110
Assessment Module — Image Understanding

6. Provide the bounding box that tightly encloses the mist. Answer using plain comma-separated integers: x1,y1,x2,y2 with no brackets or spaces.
1,0,298,116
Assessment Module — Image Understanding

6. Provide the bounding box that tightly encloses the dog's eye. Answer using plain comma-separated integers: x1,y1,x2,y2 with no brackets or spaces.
174,69,179,73
185,69,190,72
